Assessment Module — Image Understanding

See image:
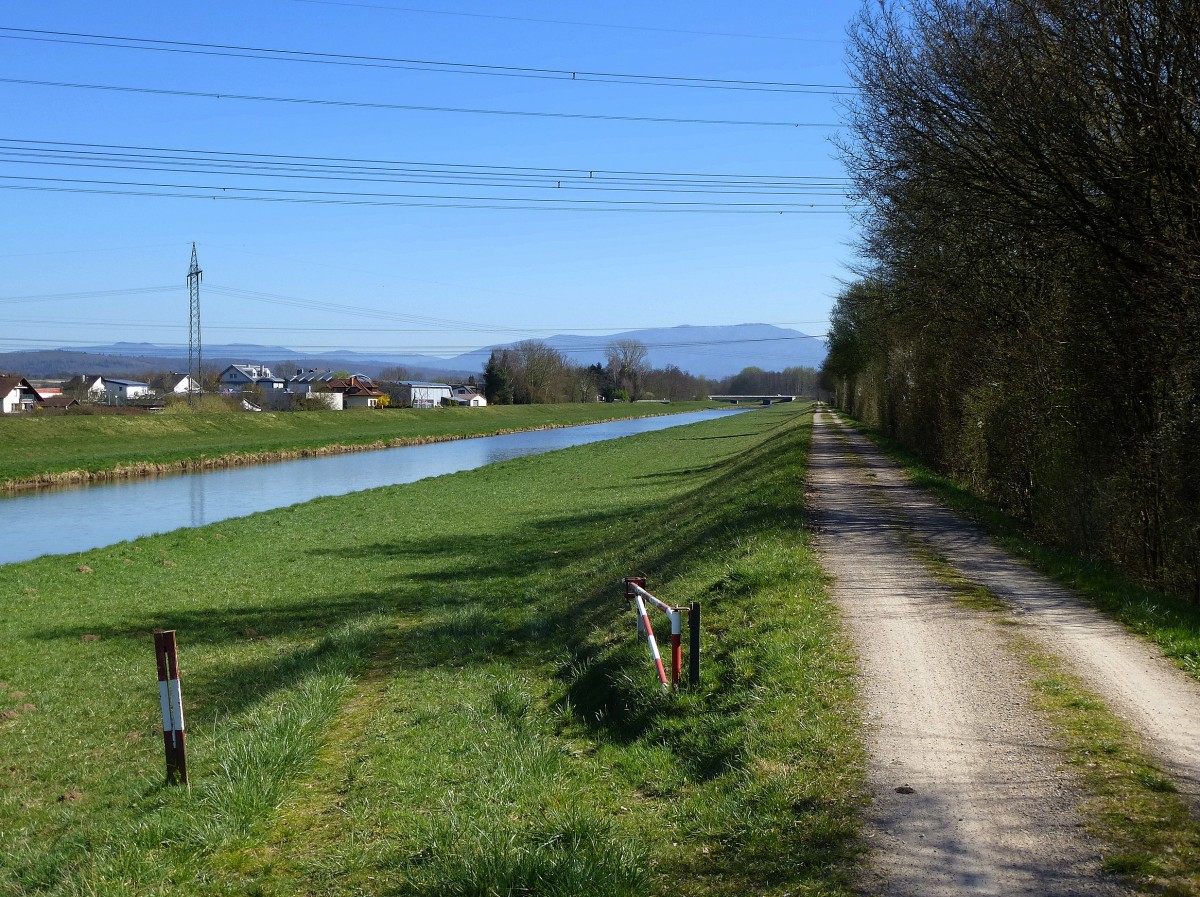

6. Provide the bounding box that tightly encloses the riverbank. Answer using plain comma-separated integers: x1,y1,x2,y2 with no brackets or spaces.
0,402,718,491
0,403,866,897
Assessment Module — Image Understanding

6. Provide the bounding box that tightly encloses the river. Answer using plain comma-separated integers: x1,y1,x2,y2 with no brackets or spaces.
0,408,747,566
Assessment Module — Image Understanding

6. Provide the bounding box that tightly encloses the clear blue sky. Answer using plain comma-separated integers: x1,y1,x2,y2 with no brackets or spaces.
0,1,863,361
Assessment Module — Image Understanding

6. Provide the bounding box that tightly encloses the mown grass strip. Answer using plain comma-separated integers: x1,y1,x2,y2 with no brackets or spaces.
0,403,864,896
0,402,718,489
831,412,1200,681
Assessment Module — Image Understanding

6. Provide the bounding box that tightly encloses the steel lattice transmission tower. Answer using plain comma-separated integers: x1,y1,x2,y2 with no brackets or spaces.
187,243,203,404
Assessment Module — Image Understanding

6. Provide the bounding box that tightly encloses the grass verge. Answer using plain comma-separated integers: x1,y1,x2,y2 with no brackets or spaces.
0,402,718,489
830,411,1200,681
0,403,864,896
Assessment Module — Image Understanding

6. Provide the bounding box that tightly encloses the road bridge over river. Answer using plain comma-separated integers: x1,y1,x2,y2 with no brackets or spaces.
708,394,798,404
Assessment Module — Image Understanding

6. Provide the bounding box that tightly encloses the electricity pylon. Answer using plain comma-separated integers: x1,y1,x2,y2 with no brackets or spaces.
187,243,203,404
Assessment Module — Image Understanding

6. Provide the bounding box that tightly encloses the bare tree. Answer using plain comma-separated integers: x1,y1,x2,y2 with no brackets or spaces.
604,339,650,400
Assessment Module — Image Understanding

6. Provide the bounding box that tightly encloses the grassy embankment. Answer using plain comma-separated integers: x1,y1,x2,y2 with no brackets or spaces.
0,402,718,490
0,404,865,897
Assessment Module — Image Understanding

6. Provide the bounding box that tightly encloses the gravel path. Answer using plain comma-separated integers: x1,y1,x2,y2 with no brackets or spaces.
808,411,1132,896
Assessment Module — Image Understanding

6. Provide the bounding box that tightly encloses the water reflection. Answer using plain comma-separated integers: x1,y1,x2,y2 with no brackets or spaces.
0,409,746,565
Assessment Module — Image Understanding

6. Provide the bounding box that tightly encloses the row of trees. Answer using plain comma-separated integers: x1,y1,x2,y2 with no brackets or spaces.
482,339,818,404
825,0,1200,599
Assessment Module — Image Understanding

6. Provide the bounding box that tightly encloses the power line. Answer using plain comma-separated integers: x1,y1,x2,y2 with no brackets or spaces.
0,27,856,94
0,138,851,185
0,285,177,305
0,180,851,213
0,77,838,128
0,170,850,206
0,150,850,196
4,317,832,333
286,0,844,45
0,333,827,353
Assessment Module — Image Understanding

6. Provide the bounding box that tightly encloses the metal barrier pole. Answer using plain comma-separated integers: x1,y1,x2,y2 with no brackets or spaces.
669,607,682,688
625,577,647,636
631,592,670,691
688,601,701,687
153,630,188,786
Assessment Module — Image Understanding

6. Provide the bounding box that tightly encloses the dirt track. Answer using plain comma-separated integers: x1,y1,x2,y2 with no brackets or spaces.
807,411,1200,895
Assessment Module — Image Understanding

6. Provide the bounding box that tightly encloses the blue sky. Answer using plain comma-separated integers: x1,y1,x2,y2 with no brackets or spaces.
0,1,862,361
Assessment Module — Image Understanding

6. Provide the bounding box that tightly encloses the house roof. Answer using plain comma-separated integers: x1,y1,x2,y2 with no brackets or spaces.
328,377,384,397
0,375,35,395
40,395,80,407
222,364,284,383
104,378,150,388
399,381,452,389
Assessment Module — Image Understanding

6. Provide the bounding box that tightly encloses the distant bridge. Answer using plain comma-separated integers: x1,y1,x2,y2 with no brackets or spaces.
708,394,798,405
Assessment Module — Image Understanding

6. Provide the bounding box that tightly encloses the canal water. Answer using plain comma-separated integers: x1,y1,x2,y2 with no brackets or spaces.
0,408,747,566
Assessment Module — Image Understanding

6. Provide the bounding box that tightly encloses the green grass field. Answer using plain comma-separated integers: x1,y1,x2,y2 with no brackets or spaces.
0,404,865,896
0,402,718,488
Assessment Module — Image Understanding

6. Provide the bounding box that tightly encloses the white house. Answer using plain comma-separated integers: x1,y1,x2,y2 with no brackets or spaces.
396,381,453,409
62,375,106,402
449,385,488,407
219,364,286,394
151,372,200,394
103,378,150,404
0,376,39,413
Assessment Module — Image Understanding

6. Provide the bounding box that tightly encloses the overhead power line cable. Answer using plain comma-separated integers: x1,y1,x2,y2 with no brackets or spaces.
0,150,849,197
0,27,855,94
0,77,837,128
286,0,844,45
0,177,850,213
0,138,851,185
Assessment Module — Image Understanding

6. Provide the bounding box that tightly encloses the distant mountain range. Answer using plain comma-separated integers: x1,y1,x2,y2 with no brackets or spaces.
1,324,826,381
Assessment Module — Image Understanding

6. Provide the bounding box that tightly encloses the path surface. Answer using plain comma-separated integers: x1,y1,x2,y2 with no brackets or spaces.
808,411,1150,896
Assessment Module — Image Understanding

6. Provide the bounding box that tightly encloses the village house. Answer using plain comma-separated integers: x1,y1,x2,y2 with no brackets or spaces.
449,385,488,407
150,372,200,395
103,378,151,405
328,376,386,409
0,375,40,413
395,381,453,409
39,395,81,410
219,364,287,395
61,375,106,402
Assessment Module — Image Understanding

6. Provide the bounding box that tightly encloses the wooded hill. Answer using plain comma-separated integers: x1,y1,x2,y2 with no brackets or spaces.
823,0,1199,600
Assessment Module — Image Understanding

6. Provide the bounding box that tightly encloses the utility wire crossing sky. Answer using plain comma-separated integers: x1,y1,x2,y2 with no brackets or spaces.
0,1,863,362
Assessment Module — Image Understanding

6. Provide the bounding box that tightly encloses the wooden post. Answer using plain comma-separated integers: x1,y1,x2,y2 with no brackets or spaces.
153,630,188,786
688,601,701,687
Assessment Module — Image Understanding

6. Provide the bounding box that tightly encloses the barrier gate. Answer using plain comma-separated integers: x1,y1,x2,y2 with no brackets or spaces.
623,577,700,690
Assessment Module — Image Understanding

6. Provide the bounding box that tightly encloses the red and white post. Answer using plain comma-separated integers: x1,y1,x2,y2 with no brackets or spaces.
625,578,688,689
153,630,188,786
631,590,670,691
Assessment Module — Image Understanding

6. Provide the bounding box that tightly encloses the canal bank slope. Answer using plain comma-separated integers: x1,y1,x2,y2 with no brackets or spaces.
0,402,719,491
0,404,866,897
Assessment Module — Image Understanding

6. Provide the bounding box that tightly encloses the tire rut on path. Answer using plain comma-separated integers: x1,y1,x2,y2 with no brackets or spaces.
808,411,1129,897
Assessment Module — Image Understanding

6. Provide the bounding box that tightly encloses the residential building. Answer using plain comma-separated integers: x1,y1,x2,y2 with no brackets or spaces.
0,376,39,413
150,372,200,394
328,376,386,409
61,375,106,402
219,364,287,395
449,385,488,407
395,381,453,409
103,378,151,405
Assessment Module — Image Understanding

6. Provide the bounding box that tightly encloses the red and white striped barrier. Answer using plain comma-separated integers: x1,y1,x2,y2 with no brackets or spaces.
153,630,188,786
623,578,700,689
